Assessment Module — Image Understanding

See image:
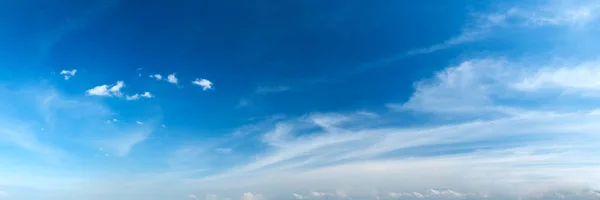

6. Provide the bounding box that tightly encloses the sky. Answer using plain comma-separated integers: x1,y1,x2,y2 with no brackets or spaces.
1,0,600,199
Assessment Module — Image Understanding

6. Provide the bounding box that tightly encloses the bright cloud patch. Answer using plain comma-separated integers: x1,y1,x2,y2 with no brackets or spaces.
167,73,178,84
59,69,77,80
87,81,126,97
126,92,153,101
514,61,600,91
241,192,264,200
150,74,163,80
192,78,213,90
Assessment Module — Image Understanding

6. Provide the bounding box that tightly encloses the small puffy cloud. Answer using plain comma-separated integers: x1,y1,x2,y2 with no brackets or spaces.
150,74,163,80
86,85,111,96
60,69,77,80
167,73,178,84
126,92,153,101
136,121,143,125
292,193,303,199
126,94,140,101
192,78,213,91
141,91,153,98
87,81,126,97
242,192,264,200
188,194,197,199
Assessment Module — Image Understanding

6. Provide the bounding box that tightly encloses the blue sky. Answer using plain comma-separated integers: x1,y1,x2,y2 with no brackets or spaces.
1,0,600,199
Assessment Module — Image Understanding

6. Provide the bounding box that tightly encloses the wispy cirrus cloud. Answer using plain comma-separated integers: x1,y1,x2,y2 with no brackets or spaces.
408,0,600,55
170,55,600,199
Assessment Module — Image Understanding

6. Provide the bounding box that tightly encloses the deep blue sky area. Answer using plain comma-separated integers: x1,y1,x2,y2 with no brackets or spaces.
2,0,490,131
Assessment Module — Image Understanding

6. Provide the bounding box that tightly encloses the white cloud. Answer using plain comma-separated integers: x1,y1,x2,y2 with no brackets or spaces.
86,81,125,97
150,74,163,80
390,59,513,114
311,191,326,197
292,193,303,199
136,121,143,125
177,56,600,199
109,81,125,96
192,78,213,91
85,85,111,96
126,94,140,101
408,0,600,55
60,69,77,80
242,192,264,200
514,60,600,91
188,194,197,199
126,92,153,101
141,92,153,98
167,73,178,84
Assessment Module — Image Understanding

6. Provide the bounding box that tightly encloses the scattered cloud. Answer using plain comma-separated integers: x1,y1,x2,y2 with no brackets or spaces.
167,73,178,84
109,81,125,96
126,92,153,101
86,81,125,97
136,121,143,125
292,193,303,199
141,92,153,98
150,74,163,80
86,85,110,96
242,192,264,200
192,78,213,91
59,69,77,80
188,194,197,199
126,94,140,101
